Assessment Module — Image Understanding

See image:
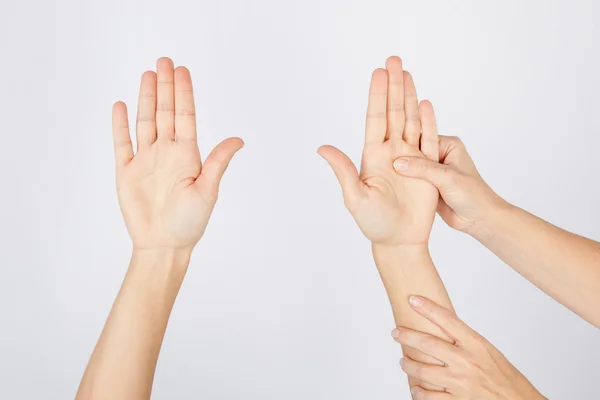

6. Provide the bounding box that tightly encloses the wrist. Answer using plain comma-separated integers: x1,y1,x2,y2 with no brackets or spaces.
130,247,192,284
132,246,193,260
372,243,431,271
372,242,429,254
468,198,516,244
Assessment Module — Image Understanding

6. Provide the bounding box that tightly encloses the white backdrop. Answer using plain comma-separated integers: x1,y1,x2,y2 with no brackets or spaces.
1,0,599,398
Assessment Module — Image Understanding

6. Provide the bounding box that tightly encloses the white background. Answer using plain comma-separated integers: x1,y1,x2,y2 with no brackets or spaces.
1,0,599,398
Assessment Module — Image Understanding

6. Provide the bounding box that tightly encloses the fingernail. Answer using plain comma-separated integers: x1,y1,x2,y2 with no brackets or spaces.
410,386,417,396
399,357,405,367
409,296,423,307
391,328,400,338
393,159,409,172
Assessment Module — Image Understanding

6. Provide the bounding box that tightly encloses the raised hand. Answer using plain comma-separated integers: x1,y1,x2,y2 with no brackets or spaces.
111,58,244,252
77,58,244,400
318,56,440,246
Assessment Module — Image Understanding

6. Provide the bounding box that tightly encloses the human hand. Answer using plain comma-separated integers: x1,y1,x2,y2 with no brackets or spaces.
318,57,440,246
392,296,546,400
111,57,244,252
392,136,508,235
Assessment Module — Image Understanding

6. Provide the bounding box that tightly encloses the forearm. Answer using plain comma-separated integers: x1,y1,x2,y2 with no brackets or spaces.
473,204,600,327
373,244,454,390
76,249,190,400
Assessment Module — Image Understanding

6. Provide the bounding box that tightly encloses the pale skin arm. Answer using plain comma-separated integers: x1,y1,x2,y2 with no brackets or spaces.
76,57,244,400
319,56,453,392
393,137,600,328
77,250,190,400
473,206,600,327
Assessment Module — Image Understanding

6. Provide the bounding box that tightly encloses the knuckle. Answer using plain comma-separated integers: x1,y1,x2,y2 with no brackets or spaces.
417,159,429,174
448,135,463,145
157,103,175,112
139,93,157,100
406,113,420,123
137,114,156,123
398,329,413,345
367,111,386,119
387,103,404,113
442,166,460,185
414,365,429,381
175,108,196,116
444,313,462,330
422,302,436,319
114,139,132,148
473,334,489,350
418,336,437,352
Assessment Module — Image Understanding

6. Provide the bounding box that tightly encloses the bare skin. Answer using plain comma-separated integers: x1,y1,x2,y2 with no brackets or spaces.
76,57,243,400
393,296,546,400
393,136,600,328
319,56,454,392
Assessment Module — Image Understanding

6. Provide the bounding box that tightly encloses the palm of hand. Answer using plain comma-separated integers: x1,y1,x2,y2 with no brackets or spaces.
111,58,243,251
117,141,211,249
355,141,438,245
319,57,440,246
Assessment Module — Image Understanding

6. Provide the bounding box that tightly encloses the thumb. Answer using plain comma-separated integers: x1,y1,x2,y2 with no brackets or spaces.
393,156,456,191
317,145,364,209
197,137,245,196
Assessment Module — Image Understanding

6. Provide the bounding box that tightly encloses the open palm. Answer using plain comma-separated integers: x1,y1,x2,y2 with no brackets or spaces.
111,58,244,251
319,57,439,246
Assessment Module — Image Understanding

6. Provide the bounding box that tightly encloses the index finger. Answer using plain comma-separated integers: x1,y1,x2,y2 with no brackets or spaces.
408,295,477,347
364,68,388,144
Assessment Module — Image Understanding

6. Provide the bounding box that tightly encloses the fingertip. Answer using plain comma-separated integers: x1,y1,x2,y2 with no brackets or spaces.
419,100,436,117
174,65,190,74
157,57,174,69
141,70,157,80
385,55,403,70
231,137,245,150
317,143,330,150
174,66,191,80
112,102,128,123
409,295,424,308
371,68,388,80
217,137,245,153
393,158,409,173
112,101,126,112
316,144,336,158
